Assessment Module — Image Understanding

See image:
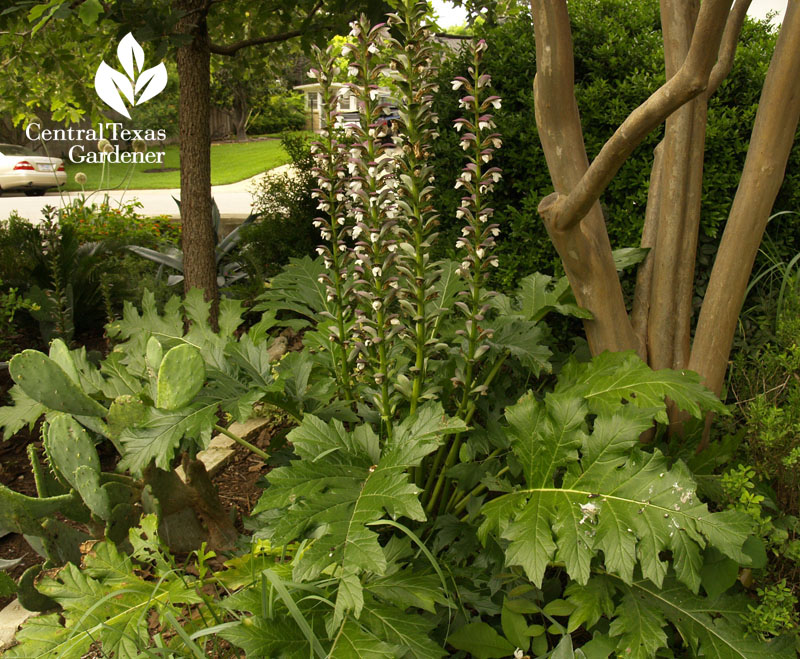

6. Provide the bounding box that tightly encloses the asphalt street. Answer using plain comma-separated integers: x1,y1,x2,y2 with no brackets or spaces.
0,166,293,224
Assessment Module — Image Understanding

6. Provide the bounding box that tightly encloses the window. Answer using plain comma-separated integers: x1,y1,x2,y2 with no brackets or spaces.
308,92,318,111
338,91,351,111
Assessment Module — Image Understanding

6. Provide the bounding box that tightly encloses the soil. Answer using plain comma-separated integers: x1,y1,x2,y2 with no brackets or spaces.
142,167,180,174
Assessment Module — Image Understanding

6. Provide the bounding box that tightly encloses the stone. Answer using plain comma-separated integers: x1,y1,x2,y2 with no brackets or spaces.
0,599,37,651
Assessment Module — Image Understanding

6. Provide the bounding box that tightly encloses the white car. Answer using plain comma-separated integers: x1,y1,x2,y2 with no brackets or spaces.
0,144,66,196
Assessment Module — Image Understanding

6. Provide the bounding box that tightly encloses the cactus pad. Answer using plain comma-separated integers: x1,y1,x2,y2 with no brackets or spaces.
156,344,205,410
43,413,101,491
9,350,107,417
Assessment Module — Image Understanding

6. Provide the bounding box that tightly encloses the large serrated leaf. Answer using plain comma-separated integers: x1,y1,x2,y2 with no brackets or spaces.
481,360,751,592
118,403,217,475
7,532,202,659
0,384,46,440
557,351,727,423
609,576,795,659
257,403,461,629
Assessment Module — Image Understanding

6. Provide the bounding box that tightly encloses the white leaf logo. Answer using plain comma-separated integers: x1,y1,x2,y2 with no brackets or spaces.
94,33,168,118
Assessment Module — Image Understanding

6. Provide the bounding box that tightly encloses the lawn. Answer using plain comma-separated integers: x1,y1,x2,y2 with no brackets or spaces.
62,138,289,191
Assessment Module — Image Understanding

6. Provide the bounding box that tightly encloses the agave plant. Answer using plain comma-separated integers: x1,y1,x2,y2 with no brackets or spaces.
127,197,258,290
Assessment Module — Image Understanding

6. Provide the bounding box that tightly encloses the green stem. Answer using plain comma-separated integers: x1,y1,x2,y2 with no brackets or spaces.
213,424,270,461
455,465,509,518
424,354,508,514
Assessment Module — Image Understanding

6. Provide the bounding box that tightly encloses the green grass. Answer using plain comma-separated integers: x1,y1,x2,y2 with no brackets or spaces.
63,138,289,191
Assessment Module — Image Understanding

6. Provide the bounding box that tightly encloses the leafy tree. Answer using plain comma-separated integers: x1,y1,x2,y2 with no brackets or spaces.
7,0,387,324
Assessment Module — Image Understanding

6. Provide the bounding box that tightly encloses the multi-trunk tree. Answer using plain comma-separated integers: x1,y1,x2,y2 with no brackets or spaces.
530,0,800,436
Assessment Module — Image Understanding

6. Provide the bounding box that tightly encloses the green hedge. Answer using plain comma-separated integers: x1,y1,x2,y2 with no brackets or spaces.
432,1,800,289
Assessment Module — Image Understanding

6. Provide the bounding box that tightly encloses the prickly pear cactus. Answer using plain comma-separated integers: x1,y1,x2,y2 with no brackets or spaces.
156,344,205,410
43,414,101,487
9,350,107,417
107,394,146,438
0,484,77,536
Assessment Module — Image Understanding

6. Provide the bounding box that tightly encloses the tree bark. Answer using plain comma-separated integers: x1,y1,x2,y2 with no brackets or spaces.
690,0,800,399
176,0,219,326
531,0,642,357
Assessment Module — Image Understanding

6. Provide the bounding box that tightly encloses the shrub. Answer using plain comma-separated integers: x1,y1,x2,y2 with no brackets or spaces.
59,199,181,248
247,93,307,135
0,203,180,341
236,131,318,284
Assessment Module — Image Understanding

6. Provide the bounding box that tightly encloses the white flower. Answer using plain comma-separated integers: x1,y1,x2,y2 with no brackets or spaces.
514,649,524,659
337,216,345,225
369,89,380,101
460,140,470,151
491,227,501,237
476,248,485,259
312,220,323,229
339,244,347,251
479,120,491,131
390,318,401,326
316,247,325,256
481,154,491,163
368,43,379,55
341,45,352,57
491,137,502,149
491,98,502,109
387,244,397,252
348,66,358,77
372,300,382,311
307,69,317,79
451,80,464,90
489,258,499,267
456,209,465,219
454,122,464,132
491,172,502,183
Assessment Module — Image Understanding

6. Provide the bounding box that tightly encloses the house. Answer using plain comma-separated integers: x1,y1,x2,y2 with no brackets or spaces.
294,83,396,133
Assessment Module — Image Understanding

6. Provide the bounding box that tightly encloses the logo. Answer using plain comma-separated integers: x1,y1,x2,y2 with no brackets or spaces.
95,33,167,119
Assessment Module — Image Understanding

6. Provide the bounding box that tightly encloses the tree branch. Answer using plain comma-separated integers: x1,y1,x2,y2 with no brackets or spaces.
539,0,734,232
706,0,752,97
434,32,472,39
209,0,325,55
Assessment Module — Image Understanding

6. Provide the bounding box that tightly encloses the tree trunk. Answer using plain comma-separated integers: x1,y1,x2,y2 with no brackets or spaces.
690,0,800,399
176,0,220,327
529,0,800,445
233,86,249,142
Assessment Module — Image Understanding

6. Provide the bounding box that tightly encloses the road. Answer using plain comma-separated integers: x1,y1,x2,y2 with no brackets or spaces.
0,166,293,224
